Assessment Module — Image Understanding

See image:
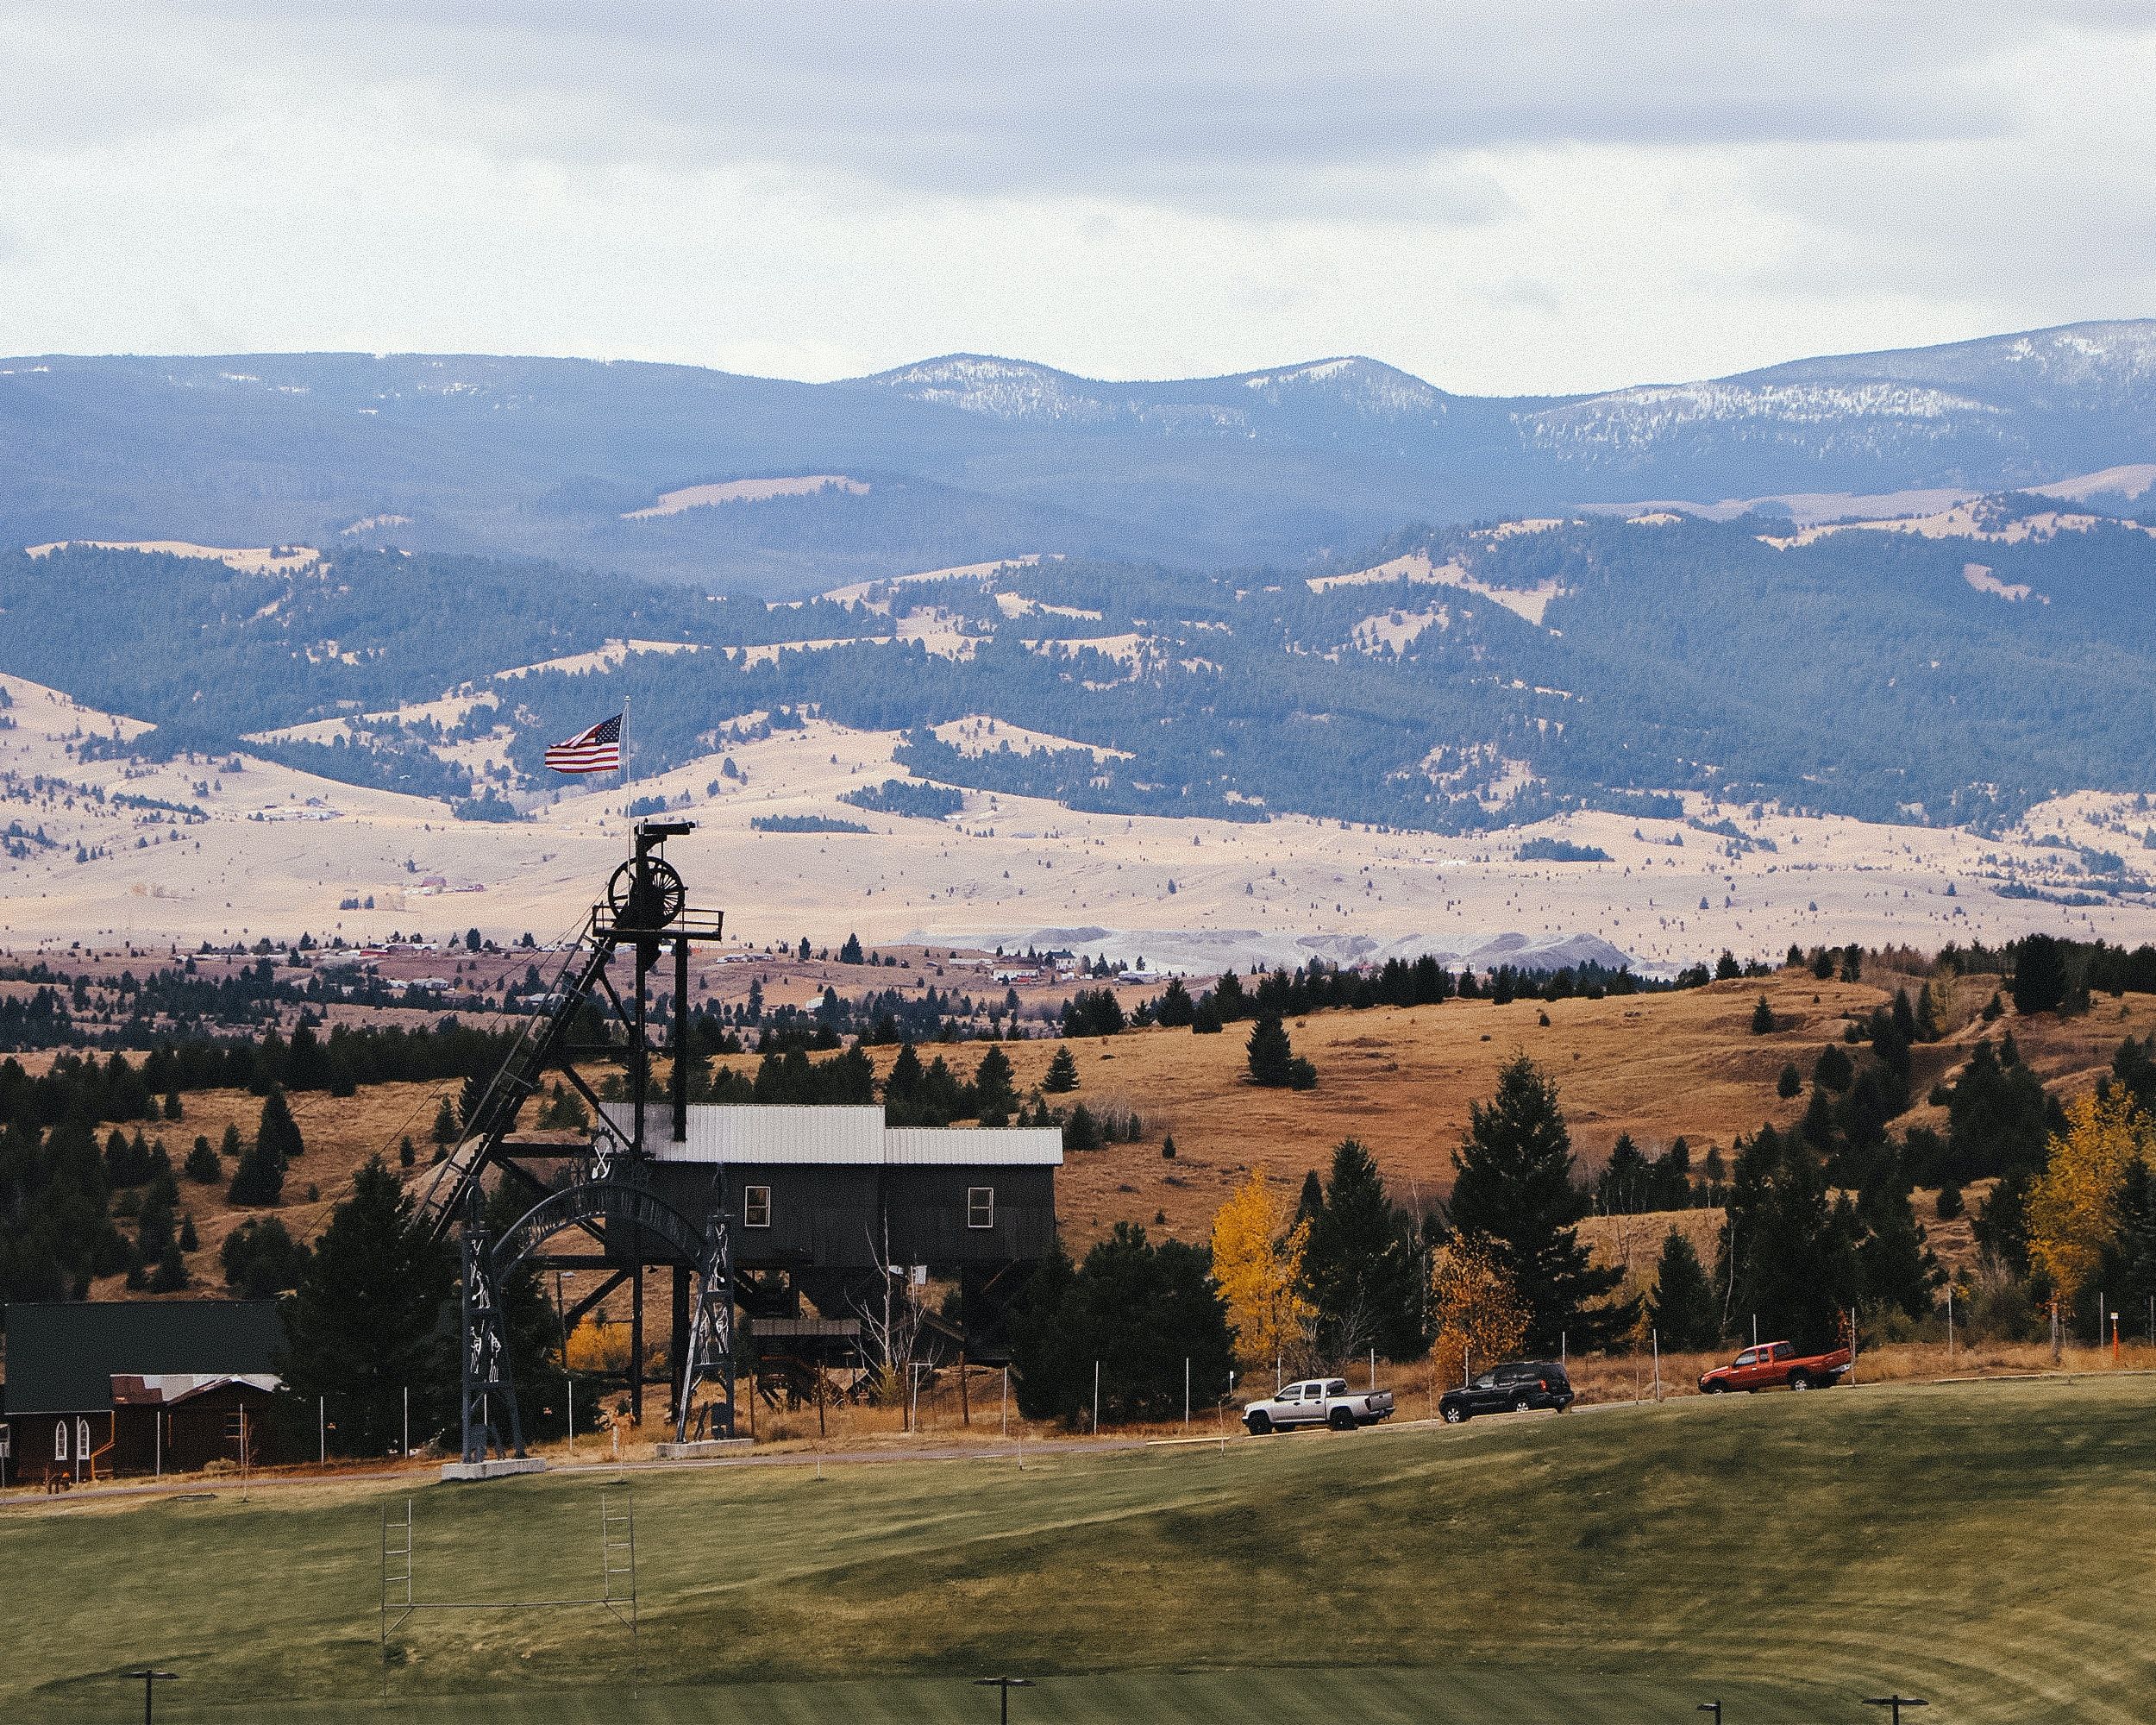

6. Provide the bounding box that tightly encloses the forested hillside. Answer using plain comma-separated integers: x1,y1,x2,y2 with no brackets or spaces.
6,498,2155,837
6,321,2156,590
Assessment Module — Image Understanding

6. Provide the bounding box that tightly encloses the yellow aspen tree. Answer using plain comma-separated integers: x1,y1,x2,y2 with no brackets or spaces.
2028,1090,2152,1305
1209,1170,1312,1369
1429,1234,1529,1389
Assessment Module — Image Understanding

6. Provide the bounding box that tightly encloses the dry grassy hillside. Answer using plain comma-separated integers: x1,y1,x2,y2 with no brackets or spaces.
89,974,2156,1306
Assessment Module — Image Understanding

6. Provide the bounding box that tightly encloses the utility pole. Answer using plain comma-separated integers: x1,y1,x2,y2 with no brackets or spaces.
973,1676,1034,1725
122,1671,177,1725
1863,1697,1927,1724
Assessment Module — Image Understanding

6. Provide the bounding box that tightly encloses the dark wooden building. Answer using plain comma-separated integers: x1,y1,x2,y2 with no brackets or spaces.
603,1104,1062,1327
1,1300,285,1485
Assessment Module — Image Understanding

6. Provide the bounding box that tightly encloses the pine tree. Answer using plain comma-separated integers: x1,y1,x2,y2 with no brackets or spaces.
279,1157,455,1456
219,1122,243,1160
184,1135,222,1183
1301,1138,1427,1360
1814,1043,1854,1091
1043,1045,1079,1094
1777,1062,1802,1101
1245,1014,1313,1088
148,1240,189,1293
162,1089,183,1122
1716,1125,1860,1352
431,1096,459,1148
1857,1158,1942,1320
972,1044,1018,1126
256,1087,304,1166
227,1135,285,1208
1448,1057,1631,1351
839,932,864,964
1063,1102,1102,1152
2011,934,2068,1017
1154,976,1195,1027
1751,995,1776,1035
1647,1227,1720,1351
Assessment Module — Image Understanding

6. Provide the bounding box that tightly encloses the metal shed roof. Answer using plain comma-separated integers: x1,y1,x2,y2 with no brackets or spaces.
885,1127,1063,1166
605,1105,1062,1167
3,1301,285,1414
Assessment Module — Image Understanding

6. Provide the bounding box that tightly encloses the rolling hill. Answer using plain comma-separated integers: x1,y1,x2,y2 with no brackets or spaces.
7,320,2156,593
4,1376,2153,1722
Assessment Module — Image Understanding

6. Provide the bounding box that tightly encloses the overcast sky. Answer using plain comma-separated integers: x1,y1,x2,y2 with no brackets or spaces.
3,2,2152,394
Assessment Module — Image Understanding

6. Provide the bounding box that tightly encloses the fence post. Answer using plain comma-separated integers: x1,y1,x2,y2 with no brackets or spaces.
318,1396,326,1467
1183,1358,1190,1431
1093,1360,1100,1433
1651,1328,1662,1403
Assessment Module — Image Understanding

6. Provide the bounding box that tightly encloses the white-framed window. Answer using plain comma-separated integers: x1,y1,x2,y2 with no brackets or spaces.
968,1186,994,1229
743,1184,772,1228
54,1420,69,1461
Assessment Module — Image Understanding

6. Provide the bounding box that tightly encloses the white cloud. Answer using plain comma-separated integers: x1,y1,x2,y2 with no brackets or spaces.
0,2,2150,392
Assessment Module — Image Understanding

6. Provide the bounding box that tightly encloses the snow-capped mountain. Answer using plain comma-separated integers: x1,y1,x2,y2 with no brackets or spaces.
4,321,2156,593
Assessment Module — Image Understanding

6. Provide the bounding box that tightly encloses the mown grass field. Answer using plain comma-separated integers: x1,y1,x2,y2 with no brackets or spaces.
6,1375,2153,1724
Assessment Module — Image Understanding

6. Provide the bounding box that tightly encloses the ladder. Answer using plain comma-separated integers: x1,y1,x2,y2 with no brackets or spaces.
416,913,620,1241
601,1490,637,1636
380,1498,414,1652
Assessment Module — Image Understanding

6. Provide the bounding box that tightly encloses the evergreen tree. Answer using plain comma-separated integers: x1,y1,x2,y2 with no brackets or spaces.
222,1217,309,1297
1751,995,1776,1035
1915,984,1941,1042
1209,970,1249,1021
1012,1225,1233,1425
219,1122,243,1160
1595,1132,1650,1214
183,1134,222,1183
1857,1158,1942,1320
2011,933,2067,1017
1154,976,1195,1027
256,1087,304,1166
1244,1013,1315,1088
148,1239,189,1293
1647,1227,1720,1350
1777,1062,1802,1101
279,1157,455,1457
1300,1138,1426,1359
1007,1234,1079,1420
838,932,864,964
1043,1045,1079,1094
1716,1125,1860,1352
972,1044,1018,1126
162,1089,184,1122
1063,1102,1102,1151
227,1134,285,1208
1814,1043,1854,1091
431,1096,459,1148
1448,1058,1630,1351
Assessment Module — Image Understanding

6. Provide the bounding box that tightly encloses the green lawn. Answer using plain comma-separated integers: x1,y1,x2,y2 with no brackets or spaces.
7,1377,2154,1723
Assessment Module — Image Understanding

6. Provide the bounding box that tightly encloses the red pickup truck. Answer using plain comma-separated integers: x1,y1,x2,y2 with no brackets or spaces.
1697,1340,1852,1394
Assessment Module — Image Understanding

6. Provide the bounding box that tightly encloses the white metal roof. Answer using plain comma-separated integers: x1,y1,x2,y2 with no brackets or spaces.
885,1127,1064,1166
601,1105,1062,1167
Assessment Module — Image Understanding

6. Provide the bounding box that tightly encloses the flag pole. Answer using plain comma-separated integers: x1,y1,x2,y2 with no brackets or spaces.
619,692,633,817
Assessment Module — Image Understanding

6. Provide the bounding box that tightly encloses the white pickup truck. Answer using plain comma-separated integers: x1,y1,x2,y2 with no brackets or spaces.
1243,1377,1395,1434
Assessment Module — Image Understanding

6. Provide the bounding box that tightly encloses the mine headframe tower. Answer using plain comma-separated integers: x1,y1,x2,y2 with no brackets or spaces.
416,820,736,1460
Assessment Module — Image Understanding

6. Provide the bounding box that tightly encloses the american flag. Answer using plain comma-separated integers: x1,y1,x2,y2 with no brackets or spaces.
543,713,624,775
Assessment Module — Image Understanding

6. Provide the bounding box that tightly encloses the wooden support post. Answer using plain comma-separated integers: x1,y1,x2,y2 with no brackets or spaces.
630,1263,645,1427
670,1264,692,1417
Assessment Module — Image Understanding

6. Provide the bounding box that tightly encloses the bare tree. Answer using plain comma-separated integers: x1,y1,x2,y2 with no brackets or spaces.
849,1214,923,1408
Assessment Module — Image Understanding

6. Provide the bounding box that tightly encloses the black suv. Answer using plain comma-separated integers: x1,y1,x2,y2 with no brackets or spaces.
1438,1359,1573,1422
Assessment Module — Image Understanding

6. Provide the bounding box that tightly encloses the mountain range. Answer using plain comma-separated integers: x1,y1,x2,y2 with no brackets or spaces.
5,320,2156,595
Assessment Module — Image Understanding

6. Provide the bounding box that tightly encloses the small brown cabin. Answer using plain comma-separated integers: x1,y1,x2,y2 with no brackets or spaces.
1,1300,285,1486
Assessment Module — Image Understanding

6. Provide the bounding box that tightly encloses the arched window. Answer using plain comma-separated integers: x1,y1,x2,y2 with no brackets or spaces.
53,1420,68,1461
